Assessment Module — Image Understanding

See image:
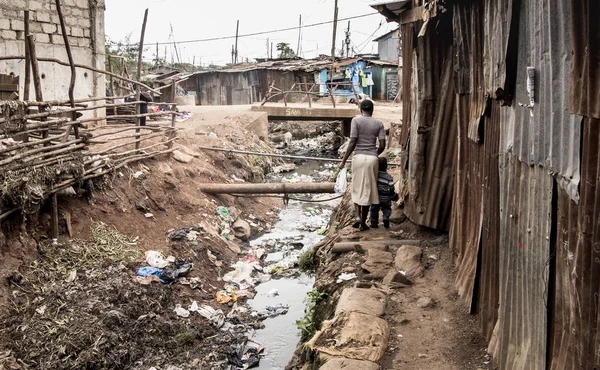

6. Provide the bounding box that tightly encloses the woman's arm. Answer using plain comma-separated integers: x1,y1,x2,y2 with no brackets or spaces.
339,138,357,169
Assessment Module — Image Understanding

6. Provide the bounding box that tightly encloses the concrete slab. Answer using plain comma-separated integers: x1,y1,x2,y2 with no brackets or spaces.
251,103,358,121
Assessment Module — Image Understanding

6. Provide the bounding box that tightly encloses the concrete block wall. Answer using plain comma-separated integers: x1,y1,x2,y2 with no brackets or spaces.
0,0,105,117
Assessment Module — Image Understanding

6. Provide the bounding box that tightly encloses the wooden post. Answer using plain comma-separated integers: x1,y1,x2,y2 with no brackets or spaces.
25,35,48,142
55,0,79,140
23,11,31,101
303,76,311,107
198,182,336,194
171,79,176,103
51,194,59,245
135,9,149,150
108,56,116,115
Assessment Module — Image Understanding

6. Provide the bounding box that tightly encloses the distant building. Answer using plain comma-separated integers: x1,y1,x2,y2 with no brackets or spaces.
374,28,401,62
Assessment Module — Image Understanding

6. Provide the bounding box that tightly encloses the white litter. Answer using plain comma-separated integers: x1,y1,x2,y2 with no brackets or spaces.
267,288,279,297
189,301,199,312
145,250,169,269
336,272,357,283
174,304,190,318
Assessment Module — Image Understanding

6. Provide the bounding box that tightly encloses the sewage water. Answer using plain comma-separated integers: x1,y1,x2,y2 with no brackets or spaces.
246,162,339,370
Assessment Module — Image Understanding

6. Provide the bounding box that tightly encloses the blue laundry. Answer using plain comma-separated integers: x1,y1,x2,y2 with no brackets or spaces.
136,266,168,283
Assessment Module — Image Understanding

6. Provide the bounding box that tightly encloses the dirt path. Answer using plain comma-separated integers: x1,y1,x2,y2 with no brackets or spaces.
378,230,493,369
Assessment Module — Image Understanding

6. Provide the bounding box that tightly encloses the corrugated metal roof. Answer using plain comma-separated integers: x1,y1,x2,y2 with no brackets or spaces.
569,0,600,119
493,154,553,370
369,0,412,16
501,0,581,202
550,117,600,369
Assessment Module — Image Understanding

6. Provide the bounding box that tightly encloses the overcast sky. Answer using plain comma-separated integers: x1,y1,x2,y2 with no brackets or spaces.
104,0,393,66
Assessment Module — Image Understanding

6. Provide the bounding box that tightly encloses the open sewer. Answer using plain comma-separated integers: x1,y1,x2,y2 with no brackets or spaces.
245,160,340,370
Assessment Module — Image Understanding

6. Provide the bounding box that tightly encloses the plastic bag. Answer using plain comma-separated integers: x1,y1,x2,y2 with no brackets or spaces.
145,250,169,269
335,168,348,194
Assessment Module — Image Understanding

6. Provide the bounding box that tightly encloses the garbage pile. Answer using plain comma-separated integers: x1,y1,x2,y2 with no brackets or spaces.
135,250,193,284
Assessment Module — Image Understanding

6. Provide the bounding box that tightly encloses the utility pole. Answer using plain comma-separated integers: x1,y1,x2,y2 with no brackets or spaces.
330,0,339,84
296,14,302,57
234,20,239,64
270,42,273,59
266,38,269,59
345,21,351,58
330,0,338,58
231,45,235,64
155,42,159,67
192,55,195,71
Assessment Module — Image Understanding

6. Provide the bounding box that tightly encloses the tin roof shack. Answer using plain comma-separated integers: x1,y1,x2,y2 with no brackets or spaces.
369,59,399,101
374,28,401,62
177,58,396,106
375,0,600,369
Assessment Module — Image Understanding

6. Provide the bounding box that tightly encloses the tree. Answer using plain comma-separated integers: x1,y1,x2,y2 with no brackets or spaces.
276,42,296,59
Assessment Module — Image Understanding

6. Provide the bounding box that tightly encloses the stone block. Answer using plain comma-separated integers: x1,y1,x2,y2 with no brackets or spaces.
77,37,90,48
70,7,82,17
41,22,56,34
83,28,90,37
335,288,387,317
29,1,43,11
34,33,50,43
1,30,17,40
50,34,64,44
71,26,83,37
78,18,90,28
29,22,42,33
10,19,24,31
0,18,10,30
36,11,51,23
3,9,19,18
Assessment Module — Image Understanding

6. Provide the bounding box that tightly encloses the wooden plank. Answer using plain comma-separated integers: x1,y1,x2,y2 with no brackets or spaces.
399,6,425,25
0,84,18,92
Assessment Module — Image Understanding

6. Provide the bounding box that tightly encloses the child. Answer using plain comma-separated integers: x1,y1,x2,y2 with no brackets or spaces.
370,157,399,229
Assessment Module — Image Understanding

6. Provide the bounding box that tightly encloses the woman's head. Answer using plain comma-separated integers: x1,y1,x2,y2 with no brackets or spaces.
378,156,388,171
360,99,374,116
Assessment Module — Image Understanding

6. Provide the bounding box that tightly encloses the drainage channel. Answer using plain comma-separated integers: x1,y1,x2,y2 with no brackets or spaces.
245,159,340,370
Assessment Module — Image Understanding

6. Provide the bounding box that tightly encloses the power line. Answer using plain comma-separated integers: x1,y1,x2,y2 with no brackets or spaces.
136,12,379,46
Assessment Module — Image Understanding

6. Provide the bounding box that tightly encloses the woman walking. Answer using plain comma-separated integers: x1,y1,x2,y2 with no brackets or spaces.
339,100,386,231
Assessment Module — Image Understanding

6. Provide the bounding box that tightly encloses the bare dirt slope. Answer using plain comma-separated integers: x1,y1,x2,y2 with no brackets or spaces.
0,108,284,369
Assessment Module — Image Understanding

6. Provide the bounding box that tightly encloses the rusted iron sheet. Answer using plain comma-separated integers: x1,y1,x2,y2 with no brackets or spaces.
492,154,552,370
399,23,414,147
449,95,483,312
454,0,486,142
502,0,581,202
477,101,501,341
405,16,456,230
483,0,520,103
569,0,600,119
550,118,600,369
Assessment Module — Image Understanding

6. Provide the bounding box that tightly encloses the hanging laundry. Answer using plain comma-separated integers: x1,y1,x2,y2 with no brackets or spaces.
366,74,375,86
359,71,368,88
345,68,352,79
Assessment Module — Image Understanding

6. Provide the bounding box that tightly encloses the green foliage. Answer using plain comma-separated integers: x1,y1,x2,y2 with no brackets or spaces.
296,289,331,341
298,248,315,272
277,42,296,59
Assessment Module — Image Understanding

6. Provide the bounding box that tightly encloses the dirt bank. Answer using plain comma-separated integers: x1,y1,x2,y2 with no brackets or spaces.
0,110,287,369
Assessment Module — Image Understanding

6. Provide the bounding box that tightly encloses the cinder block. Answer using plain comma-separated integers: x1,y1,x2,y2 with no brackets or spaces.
10,19,24,31
71,26,83,37
36,11,51,23
50,34,65,44
0,18,10,30
29,1,43,11
1,30,17,40
34,33,50,43
41,22,56,34
77,37,90,48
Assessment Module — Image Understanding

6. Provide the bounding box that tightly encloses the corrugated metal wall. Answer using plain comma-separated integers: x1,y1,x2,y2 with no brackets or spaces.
395,0,599,368
378,37,400,62
501,0,581,201
404,15,457,231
